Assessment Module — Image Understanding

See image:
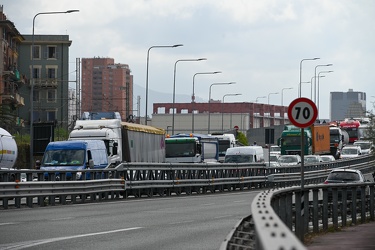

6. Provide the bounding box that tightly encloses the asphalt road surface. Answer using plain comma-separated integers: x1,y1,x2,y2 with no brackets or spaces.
0,191,260,250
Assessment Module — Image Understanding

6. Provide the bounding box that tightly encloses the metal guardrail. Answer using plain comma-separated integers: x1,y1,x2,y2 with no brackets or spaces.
1,155,374,211
221,154,375,250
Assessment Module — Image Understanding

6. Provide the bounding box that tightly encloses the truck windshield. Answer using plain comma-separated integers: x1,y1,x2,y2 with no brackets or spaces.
330,134,341,143
166,142,196,157
218,140,230,156
282,136,301,146
42,149,85,166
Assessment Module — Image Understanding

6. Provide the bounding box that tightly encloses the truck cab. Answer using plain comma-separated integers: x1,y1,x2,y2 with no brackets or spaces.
40,140,108,180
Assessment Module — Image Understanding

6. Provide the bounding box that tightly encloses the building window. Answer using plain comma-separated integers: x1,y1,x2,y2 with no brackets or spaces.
47,89,57,103
32,45,41,59
32,67,41,79
47,68,56,79
46,110,57,122
47,46,57,59
33,89,40,102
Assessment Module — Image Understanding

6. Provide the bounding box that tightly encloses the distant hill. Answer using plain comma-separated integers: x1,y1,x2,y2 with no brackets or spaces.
133,84,205,117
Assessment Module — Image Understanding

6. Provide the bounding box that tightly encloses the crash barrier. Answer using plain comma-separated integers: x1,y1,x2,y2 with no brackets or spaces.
0,179,125,209
1,154,374,210
221,156,375,250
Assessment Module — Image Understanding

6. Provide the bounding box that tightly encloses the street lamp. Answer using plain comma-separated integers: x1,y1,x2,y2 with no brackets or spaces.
191,71,221,132
299,58,320,97
281,87,293,106
208,82,235,134
222,93,241,132
314,64,333,102
30,9,79,168
172,58,207,134
317,70,333,119
268,92,279,105
256,96,266,103
145,44,183,125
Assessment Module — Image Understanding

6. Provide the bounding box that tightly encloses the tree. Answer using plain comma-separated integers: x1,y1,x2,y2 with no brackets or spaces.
236,131,249,146
365,102,375,145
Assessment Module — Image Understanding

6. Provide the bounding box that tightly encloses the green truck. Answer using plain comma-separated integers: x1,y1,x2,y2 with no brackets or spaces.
277,124,330,155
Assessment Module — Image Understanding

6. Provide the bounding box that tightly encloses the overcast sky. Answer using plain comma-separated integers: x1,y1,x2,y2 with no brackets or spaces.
4,0,375,119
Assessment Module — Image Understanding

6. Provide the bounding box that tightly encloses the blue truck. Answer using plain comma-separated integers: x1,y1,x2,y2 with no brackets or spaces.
40,140,108,180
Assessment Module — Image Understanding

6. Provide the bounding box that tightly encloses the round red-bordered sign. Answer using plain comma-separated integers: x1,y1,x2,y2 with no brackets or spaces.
287,98,318,128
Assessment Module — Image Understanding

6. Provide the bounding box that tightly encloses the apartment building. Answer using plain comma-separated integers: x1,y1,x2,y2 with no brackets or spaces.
81,57,133,121
330,89,366,121
0,6,25,133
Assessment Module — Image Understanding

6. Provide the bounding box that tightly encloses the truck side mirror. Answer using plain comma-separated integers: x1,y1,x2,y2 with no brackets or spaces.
113,142,118,155
86,159,94,169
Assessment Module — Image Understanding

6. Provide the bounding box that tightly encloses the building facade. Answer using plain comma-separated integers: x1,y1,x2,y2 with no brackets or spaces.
0,6,25,133
18,34,72,130
151,102,289,135
81,57,133,121
330,89,366,121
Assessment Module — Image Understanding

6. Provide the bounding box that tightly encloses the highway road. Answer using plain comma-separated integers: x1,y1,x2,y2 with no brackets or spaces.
0,190,260,250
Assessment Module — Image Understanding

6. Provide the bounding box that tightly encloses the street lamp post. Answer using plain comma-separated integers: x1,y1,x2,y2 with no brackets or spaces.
30,9,79,168
299,58,320,97
317,70,333,119
314,64,333,102
172,58,207,135
192,71,221,132
222,93,241,132
208,82,235,134
281,87,293,106
256,96,266,103
145,44,183,125
268,92,279,105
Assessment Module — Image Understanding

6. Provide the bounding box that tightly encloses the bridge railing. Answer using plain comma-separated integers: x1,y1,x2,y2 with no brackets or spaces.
221,154,375,250
1,155,374,210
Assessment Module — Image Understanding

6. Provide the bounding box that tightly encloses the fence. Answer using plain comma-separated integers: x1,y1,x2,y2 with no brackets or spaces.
221,154,375,250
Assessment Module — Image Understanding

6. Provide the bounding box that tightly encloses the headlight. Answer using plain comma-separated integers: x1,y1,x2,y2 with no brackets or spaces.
76,172,82,180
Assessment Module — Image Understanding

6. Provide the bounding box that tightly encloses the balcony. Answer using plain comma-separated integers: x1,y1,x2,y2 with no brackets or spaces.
32,78,58,88
2,92,25,107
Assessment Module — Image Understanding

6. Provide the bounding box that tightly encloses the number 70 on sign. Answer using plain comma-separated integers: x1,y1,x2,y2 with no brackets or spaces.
287,97,318,128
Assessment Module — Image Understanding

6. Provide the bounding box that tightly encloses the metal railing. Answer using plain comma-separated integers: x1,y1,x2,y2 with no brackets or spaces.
1,155,374,211
221,154,375,250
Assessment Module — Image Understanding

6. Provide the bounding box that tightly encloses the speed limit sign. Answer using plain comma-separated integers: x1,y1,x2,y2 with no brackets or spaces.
287,98,318,128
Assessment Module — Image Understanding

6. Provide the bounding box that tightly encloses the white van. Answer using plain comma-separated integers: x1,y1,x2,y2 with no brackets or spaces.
224,146,264,163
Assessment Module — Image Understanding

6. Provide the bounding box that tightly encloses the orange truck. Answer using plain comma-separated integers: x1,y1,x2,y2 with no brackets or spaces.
311,124,331,155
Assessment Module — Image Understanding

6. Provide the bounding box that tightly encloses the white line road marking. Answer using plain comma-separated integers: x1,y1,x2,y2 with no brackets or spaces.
1,227,143,250
0,222,18,226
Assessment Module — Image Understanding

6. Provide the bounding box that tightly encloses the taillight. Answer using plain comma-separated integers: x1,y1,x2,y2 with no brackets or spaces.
323,180,328,184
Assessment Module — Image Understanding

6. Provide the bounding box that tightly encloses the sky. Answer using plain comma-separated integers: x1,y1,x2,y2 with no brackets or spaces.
4,0,375,120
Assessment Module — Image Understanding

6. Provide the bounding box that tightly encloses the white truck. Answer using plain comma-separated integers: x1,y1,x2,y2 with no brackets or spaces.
0,127,18,169
210,133,237,162
69,119,166,166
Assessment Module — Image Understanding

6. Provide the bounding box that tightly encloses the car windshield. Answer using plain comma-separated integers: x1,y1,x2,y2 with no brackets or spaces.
327,172,360,182
354,143,371,150
321,156,334,162
304,157,318,163
279,156,298,163
224,155,253,163
342,148,358,155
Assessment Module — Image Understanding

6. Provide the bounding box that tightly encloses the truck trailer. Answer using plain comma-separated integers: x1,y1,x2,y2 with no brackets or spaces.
0,127,17,169
278,124,330,156
69,119,166,165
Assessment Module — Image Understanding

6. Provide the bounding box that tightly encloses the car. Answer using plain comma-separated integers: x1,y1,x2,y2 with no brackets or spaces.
303,155,323,164
278,155,301,166
269,154,280,163
320,155,336,162
20,173,27,182
340,145,362,159
269,145,281,155
323,168,369,200
265,161,280,167
353,140,374,155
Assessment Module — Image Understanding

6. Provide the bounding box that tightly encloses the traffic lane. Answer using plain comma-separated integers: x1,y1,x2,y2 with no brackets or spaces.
0,191,259,250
